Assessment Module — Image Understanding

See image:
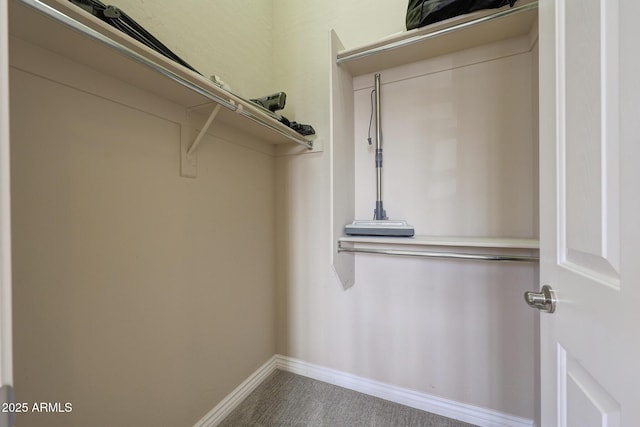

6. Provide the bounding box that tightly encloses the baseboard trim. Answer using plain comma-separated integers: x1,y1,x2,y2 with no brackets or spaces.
193,354,534,427
192,355,278,427
275,355,534,427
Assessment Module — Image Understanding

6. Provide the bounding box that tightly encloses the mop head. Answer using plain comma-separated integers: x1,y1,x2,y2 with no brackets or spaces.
344,220,415,237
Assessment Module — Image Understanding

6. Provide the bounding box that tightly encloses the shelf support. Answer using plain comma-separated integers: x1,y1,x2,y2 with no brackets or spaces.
180,104,222,178
188,104,221,157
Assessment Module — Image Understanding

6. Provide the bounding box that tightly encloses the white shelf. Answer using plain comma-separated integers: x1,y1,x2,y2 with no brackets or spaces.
339,235,539,249
9,0,313,149
337,0,538,76
338,236,539,262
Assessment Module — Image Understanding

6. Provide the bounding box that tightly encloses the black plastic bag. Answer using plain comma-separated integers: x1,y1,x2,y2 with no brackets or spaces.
406,0,517,30
69,0,199,73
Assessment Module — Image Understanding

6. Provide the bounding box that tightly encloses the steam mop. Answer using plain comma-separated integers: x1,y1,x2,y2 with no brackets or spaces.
344,74,415,237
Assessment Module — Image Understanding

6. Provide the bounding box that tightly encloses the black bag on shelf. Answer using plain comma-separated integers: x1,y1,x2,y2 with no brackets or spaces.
68,0,200,73
69,0,316,137
406,0,517,30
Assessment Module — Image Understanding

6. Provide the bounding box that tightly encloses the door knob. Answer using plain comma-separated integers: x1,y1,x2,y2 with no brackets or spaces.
524,285,556,313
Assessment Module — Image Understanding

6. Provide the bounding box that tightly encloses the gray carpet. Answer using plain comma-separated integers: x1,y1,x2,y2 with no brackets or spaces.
219,370,478,427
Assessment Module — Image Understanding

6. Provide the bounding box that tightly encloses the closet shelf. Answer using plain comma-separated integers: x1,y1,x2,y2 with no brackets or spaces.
338,235,539,262
340,235,539,248
336,0,538,77
9,0,313,149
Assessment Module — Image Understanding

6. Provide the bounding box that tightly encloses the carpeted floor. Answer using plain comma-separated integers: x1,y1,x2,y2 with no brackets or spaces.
219,370,478,427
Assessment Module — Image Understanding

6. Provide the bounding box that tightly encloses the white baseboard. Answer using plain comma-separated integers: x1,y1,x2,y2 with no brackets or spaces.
194,354,535,427
192,355,278,427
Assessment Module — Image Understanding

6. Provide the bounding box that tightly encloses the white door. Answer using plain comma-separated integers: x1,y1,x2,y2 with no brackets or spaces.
538,0,640,426
0,0,14,425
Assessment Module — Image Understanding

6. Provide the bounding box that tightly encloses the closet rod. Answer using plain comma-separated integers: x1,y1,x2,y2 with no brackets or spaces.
336,1,538,65
337,244,539,262
16,0,313,150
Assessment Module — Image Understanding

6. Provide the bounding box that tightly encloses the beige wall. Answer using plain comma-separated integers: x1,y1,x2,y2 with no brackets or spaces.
273,0,407,356
10,35,276,426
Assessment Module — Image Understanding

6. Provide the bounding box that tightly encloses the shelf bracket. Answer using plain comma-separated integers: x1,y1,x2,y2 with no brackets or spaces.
180,104,222,178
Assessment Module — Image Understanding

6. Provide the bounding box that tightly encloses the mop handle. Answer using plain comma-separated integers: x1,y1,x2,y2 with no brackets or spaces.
374,73,387,220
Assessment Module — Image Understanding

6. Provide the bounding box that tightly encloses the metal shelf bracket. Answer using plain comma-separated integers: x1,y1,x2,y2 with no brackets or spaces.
180,103,222,178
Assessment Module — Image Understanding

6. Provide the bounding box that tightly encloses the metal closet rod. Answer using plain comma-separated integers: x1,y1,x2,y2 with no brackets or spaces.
336,1,539,65
338,244,539,262
17,0,313,149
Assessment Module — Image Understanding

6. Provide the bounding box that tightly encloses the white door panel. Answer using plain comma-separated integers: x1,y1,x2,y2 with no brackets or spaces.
560,0,620,283
539,0,640,425
560,347,621,427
